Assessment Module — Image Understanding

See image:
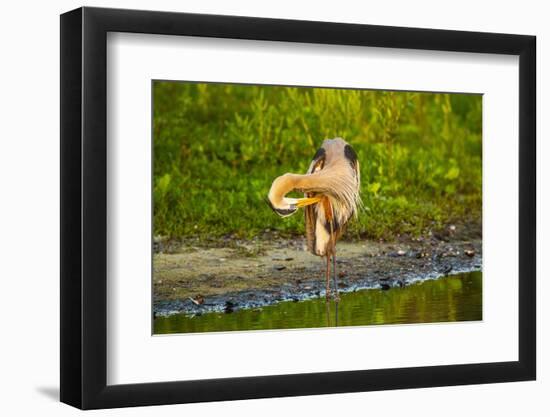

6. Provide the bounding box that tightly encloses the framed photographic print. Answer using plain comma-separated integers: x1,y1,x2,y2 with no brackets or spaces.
60,6,536,409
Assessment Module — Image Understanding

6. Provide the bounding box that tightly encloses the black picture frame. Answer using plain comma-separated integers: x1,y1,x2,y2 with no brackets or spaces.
60,6,536,410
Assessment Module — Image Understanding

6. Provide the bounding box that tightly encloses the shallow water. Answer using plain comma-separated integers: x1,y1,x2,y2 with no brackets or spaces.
154,271,482,334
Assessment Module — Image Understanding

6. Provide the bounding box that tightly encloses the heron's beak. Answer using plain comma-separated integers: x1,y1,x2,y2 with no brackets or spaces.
296,196,322,208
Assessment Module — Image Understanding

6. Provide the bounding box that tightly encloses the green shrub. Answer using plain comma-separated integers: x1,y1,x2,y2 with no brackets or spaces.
153,82,482,241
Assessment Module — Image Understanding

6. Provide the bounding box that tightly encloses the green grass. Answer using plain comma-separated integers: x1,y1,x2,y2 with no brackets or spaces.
153,82,482,241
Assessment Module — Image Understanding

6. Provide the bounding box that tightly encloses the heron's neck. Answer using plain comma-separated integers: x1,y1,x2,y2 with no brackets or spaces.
284,172,327,193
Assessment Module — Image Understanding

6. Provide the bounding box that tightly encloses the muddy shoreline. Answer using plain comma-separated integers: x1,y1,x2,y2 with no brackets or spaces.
153,227,482,317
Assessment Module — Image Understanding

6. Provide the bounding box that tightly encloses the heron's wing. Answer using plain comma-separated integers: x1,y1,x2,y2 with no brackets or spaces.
352,159,362,216
304,150,325,254
304,193,317,253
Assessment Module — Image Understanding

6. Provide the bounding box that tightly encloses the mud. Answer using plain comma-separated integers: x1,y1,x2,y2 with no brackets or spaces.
153,231,482,317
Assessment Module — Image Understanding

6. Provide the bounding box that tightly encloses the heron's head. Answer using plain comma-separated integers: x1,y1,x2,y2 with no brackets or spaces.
266,174,320,217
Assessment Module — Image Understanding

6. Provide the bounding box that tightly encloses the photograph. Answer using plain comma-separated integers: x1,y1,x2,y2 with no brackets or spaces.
152,81,483,334
1,0,542,414
51,2,539,412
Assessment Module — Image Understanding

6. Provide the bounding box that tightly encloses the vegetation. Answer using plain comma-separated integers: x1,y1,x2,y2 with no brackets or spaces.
153,82,482,241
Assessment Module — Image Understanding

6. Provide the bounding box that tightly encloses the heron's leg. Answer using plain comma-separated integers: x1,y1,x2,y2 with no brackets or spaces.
325,255,331,302
327,217,339,303
333,253,340,303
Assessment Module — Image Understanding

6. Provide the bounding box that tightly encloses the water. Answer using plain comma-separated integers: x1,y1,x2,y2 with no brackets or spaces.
154,271,482,334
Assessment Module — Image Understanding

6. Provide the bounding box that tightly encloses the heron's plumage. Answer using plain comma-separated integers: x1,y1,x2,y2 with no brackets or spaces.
303,138,360,256
267,137,361,257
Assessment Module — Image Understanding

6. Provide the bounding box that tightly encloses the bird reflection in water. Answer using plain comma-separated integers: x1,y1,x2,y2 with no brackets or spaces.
325,300,340,328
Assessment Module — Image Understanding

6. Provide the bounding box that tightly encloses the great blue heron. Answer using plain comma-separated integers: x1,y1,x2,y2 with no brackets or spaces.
267,138,361,302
